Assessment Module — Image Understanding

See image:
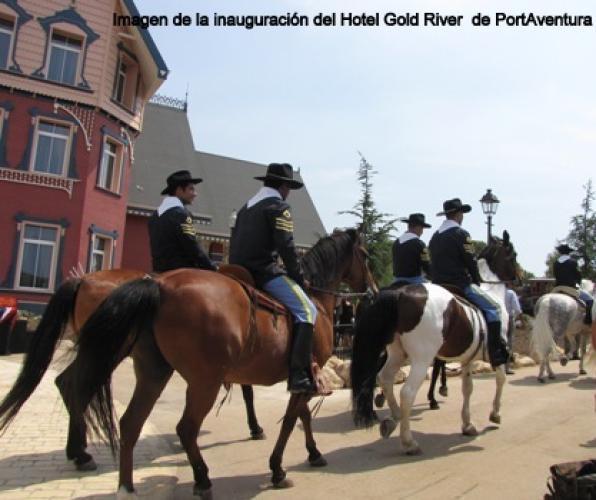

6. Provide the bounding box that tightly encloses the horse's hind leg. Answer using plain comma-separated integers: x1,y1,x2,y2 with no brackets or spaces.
269,393,305,488
427,358,442,410
489,365,505,425
460,362,477,435
378,341,405,438
118,355,173,495
176,380,221,498
298,400,326,467
399,360,430,455
241,384,265,439
55,369,95,471
579,334,588,375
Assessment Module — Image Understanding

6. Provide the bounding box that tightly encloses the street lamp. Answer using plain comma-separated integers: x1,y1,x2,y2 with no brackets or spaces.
480,189,500,243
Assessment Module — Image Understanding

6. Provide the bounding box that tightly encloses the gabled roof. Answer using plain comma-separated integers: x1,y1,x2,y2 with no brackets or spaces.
129,103,326,247
120,0,168,90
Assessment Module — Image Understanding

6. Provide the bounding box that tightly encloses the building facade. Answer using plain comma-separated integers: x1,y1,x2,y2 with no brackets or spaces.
0,0,167,311
122,99,327,271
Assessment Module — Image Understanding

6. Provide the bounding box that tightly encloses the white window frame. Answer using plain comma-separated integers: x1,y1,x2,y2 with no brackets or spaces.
29,117,73,177
112,51,139,110
15,222,61,292
97,137,123,193
114,58,127,103
90,234,114,272
46,28,83,86
0,15,15,71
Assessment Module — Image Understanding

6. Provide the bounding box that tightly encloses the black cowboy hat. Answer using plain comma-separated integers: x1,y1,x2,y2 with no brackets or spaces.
161,170,203,195
556,243,575,254
254,163,303,190
399,213,431,228
437,198,472,216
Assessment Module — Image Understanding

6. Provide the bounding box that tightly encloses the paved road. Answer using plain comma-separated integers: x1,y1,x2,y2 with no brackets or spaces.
0,351,594,499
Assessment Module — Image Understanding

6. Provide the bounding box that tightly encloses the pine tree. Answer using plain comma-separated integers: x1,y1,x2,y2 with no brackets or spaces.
566,179,595,280
339,153,396,285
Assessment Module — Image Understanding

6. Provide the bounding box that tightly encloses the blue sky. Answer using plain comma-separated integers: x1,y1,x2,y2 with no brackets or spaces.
137,0,595,275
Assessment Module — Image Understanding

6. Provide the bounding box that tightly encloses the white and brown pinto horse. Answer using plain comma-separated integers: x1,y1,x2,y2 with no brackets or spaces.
532,279,594,381
352,231,519,455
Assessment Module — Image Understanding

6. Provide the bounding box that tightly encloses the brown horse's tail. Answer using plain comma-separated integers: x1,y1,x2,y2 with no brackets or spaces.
63,277,160,454
351,291,399,428
0,278,81,433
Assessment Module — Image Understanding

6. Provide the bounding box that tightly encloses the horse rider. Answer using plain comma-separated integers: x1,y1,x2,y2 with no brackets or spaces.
148,170,217,273
229,163,318,394
392,213,431,286
553,243,593,325
504,284,523,375
429,198,509,367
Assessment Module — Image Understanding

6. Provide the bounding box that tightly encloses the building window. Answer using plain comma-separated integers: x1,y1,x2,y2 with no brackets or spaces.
90,234,113,272
0,16,15,70
47,31,82,85
98,138,123,193
16,223,60,290
112,50,139,111
31,119,72,176
209,242,224,264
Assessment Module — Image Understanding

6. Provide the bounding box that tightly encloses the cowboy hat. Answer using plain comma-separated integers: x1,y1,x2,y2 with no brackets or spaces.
254,163,303,190
556,243,575,254
161,170,203,195
399,213,431,228
437,198,472,216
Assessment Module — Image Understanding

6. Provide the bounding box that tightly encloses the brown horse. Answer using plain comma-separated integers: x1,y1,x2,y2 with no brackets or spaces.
0,269,265,471
63,228,376,498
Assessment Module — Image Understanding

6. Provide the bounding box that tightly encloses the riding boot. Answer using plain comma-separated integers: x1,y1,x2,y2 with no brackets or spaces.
487,321,509,368
585,304,593,325
288,322,316,394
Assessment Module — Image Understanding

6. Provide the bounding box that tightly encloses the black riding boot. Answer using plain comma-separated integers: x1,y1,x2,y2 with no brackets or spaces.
585,303,593,325
487,321,509,368
288,323,316,394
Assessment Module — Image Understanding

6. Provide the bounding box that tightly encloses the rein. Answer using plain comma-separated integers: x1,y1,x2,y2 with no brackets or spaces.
308,286,374,299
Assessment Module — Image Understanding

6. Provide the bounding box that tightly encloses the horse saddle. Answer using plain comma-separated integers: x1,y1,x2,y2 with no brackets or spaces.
551,286,586,310
218,264,290,317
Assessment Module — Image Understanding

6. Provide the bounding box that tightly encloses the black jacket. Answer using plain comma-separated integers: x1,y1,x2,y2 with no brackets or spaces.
429,226,481,289
392,236,430,278
229,196,304,288
554,257,582,288
148,206,216,273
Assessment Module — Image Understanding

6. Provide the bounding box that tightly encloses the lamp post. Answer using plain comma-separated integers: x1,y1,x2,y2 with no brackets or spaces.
480,189,500,243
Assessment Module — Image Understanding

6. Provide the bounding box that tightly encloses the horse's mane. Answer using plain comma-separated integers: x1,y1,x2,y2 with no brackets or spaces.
302,229,358,288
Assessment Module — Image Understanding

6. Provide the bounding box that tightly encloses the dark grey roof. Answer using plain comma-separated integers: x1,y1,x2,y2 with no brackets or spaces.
129,103,326,246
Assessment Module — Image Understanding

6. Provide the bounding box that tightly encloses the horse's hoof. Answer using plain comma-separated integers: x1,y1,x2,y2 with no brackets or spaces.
380,418,397,439
560,357,568,367
462,424,478,436
75,457,97,472
429,400,440,410
548,374,556,380
374,393,386,408
116,485,137,499
251,430,266,440
538,377,545,384
273,478,294,489
404,443,422,455
580,369,587,375
193,485,213,499
439,386,448,397
489,413,501,425
309,455,328,467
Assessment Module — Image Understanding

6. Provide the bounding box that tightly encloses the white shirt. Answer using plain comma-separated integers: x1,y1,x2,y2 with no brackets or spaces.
437,219,460,234
247,186,282,208
157,196,183,216
398,232,420,244
557,255,571,263
505,289,522,317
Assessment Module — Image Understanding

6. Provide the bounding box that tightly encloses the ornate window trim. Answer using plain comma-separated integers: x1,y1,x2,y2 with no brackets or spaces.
32,7,99,90
0,0,33,74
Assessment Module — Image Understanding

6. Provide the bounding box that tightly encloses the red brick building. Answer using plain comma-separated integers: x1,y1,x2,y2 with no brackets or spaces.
0,0,167,312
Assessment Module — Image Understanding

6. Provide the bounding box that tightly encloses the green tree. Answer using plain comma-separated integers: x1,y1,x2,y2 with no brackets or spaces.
566,179,595,280
340,153,396,286
544,250,557,278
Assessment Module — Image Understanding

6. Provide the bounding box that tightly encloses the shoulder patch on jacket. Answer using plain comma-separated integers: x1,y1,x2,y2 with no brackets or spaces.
275,207,294,232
